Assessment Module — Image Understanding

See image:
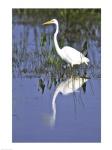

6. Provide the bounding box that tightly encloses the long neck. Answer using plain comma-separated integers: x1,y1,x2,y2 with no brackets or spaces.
54,22,60,53
52,87,60,124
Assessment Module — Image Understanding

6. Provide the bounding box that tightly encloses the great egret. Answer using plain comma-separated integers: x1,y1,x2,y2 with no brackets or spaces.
43,19,90,67
45,76,88,127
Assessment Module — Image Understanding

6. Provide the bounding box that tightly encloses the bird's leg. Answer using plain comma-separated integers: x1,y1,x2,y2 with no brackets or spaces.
71,64,74,76
79,64,83,76
84,64,87,77
69,65,72,76
72,65,78,76
72,65,76,74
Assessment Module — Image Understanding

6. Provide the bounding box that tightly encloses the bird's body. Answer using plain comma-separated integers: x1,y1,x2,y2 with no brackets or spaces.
59,46,89,66
43,19,89,66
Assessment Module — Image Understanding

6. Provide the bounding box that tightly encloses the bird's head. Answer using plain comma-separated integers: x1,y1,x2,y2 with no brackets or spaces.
43,19,58,25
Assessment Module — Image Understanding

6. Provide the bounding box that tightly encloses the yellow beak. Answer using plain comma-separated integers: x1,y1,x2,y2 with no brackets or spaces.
42,20,53,25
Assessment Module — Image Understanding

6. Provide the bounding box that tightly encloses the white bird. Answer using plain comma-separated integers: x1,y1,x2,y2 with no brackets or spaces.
45,76,88,127
43,19,90,67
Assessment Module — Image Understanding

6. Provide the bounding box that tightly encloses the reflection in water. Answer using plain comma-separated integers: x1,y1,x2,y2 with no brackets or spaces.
45,76,89,127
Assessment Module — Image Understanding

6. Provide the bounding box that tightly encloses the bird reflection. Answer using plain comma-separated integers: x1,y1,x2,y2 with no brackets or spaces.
45,76,89,127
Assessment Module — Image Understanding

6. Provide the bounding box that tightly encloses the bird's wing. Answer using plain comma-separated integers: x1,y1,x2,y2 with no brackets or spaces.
62,46,83,62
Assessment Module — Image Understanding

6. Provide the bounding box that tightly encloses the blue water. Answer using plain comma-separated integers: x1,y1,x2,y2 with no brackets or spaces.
12,78,101,142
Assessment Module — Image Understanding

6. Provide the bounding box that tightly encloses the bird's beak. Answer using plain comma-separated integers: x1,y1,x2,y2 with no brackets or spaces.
42,20,53,25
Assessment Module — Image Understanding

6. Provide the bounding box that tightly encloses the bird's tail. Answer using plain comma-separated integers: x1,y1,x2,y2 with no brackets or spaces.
84,57,90,65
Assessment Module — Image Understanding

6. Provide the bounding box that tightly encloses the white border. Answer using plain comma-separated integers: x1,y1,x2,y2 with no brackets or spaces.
0,0,112,149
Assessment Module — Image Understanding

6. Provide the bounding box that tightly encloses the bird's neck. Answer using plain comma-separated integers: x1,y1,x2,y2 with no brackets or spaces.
52,86,60,122
54,22,60,53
